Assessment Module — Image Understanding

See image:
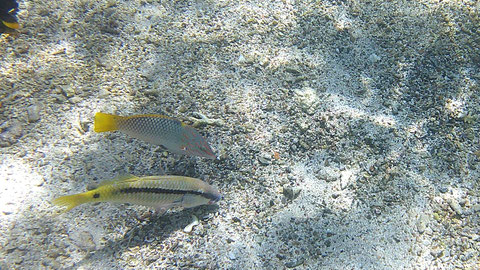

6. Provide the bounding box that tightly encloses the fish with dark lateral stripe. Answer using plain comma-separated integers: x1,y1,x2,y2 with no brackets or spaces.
0,0,19,30
94,112,216,159
52,175,222,214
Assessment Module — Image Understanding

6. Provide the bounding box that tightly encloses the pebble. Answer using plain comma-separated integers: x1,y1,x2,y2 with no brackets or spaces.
258,154,271,165
285,256,304,268
183,215,199,233
368,53,381,63
430,248,444,258
190,112,224,127
228,251,237,260
448,198,463,216
295,120,310,133
316,170,339,182
27,105,41,122
237,54,246,64
61,85,76,98
69,96,82,104
438,186,448,193
416,214,428,234
232,217,241,223
283,185,301,201
294,87,319,115
33,176,45,186
98,88,109,98
0,121,23,147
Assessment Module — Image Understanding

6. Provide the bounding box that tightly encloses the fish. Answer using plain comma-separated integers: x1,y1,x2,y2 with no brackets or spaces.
0,0,19,30
52,175,222,214
94,112,216,159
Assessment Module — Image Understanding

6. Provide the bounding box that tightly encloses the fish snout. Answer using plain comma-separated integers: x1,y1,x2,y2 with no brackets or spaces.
208,191,223,204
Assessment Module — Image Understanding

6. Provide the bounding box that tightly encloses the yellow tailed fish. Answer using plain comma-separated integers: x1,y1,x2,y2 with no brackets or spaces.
53,175,222,214
1,0,20,30
94,112,216,159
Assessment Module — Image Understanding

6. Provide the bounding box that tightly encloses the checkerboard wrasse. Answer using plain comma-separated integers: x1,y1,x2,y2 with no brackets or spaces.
52,175,222,214
94,112,216,159
0,0,19,29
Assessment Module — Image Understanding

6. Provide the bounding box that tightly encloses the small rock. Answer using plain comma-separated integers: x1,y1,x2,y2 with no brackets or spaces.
237,54,246,64
283,185,301,201
448,198,463,215
285,67,301,75
438,186,448,193
61,85,76,98
295,120,310,133
33,176,45,186
294,87,319,115
52,48,66,55
27,105,41,122
15,45,29,54
69,96,82,104
51,94,65,103
183,215,199,233
298,140,310,150
98,88,109,98
258,154,271,166
430,248,444,258
228,251,237,260
190,112,224,127
316,170,339,182
285,256,304,268
232,217,241,223
368,53,381,63
79,120,89,132
416,214,428,234
0,122,23,147
178,105,188,113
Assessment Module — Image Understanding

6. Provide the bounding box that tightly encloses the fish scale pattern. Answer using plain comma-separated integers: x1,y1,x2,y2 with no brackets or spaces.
117,116,182,147
111,115,215,158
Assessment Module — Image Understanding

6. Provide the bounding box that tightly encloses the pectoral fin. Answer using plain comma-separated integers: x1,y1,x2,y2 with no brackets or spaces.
154,203,177,215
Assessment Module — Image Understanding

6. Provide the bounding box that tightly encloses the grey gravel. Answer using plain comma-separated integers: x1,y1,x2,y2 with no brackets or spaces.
1,0,479,269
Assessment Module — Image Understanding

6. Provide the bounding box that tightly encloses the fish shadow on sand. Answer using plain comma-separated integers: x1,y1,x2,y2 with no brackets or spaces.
74,204,219,268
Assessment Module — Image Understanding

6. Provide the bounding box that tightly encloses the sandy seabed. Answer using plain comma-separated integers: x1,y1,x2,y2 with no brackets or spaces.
1,0,480,269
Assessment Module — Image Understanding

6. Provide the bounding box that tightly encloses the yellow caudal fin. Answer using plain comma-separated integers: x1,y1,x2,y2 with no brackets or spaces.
2,21,19,29
94,112,122,132
52,192,92,213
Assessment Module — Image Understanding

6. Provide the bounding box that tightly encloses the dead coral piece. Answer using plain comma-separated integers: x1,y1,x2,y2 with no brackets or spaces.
189,112,224,128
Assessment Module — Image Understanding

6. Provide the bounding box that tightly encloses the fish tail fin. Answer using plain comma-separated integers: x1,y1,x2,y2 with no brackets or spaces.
94,112,122,132
2,21,19,29
52,192,92,213
1,0,19,30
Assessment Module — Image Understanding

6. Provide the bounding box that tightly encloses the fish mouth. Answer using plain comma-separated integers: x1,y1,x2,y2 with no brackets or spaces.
208,194,223,204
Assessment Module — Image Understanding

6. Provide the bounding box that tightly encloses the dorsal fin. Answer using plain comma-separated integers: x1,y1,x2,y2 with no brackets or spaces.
97,174,138,187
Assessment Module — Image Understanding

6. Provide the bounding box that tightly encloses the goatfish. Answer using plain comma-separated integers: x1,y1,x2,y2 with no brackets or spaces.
52,175,222,214
0,0,19,30
94,112,216,159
